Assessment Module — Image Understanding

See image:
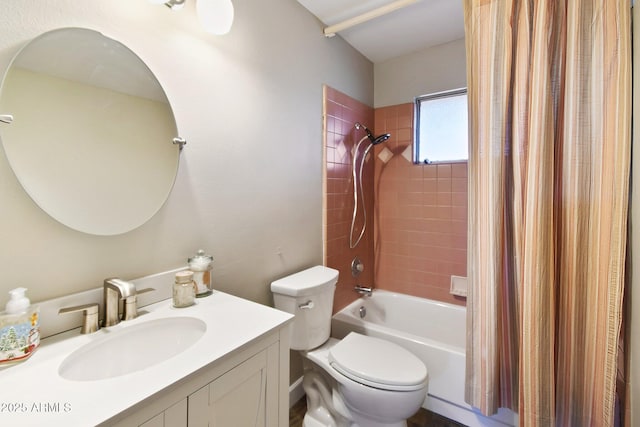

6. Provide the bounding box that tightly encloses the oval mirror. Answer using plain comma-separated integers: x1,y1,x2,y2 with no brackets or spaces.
0,28,180,235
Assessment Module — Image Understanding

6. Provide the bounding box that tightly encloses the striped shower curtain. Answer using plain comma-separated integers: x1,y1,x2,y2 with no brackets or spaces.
463,1,631,426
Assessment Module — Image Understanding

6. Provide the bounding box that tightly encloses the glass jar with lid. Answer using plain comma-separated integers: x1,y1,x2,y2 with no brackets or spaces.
188,249,213,297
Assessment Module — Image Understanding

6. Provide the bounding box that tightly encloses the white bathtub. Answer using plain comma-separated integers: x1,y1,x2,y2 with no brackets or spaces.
331,290,518,427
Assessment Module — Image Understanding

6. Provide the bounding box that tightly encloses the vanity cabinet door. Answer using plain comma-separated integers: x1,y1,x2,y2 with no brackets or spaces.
139,398,187,427
188,344,279,427
107,329,287,427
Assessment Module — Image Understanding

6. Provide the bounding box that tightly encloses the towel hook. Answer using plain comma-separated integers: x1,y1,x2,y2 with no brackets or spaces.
0,114,13,124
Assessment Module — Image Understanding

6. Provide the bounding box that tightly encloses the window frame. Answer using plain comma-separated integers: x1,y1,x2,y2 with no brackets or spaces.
414,88,468,164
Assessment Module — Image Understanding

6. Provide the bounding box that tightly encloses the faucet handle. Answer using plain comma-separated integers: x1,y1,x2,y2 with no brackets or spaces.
59,303,100,334
122,288,155,321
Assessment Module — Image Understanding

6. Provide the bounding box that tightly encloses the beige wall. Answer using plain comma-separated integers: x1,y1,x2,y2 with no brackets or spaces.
374,38,466,108
0,0,372,307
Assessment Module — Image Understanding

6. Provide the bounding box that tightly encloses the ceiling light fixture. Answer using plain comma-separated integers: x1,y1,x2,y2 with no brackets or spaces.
149,0,234,35
196,0,234,35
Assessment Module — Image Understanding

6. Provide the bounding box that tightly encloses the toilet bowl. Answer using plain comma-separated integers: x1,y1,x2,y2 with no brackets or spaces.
271,266,428,427
304,334,428,427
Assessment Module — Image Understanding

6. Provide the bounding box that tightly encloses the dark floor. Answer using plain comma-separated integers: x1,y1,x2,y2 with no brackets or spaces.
289,397,468,427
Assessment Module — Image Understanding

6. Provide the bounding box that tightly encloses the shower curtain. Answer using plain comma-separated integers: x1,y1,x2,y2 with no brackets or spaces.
463,1,631,426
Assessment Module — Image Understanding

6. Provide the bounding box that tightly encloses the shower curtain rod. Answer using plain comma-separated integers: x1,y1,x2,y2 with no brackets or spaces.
323,0,421,37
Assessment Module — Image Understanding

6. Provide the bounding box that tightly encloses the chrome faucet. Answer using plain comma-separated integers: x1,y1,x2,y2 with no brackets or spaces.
103,278,136,327
354,285,373,297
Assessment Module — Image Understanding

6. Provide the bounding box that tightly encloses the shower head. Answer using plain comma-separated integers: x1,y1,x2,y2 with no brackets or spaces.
372,133,391,145
354,122,391,146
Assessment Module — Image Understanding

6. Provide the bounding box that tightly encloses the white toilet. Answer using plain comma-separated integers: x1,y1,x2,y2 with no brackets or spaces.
271,266,428,427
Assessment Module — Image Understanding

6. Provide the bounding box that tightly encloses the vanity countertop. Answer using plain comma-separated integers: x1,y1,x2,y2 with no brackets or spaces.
0,291,292,426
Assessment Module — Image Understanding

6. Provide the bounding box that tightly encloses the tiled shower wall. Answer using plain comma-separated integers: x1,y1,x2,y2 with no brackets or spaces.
374,104,467,306
323,89,467,311
323,86,375,313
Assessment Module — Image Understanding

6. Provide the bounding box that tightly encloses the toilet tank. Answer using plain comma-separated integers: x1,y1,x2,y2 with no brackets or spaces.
270,266,338,350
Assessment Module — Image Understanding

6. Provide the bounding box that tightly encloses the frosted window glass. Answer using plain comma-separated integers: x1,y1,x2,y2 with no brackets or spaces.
416,90,468,163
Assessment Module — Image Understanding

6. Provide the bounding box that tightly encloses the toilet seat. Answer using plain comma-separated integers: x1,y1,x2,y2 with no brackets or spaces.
328,332,427,392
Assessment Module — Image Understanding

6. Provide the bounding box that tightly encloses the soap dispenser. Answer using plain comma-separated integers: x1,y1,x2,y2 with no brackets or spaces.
0,288,40,365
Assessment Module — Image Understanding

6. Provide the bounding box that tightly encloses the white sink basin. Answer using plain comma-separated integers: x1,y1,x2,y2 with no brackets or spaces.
58,317,206,381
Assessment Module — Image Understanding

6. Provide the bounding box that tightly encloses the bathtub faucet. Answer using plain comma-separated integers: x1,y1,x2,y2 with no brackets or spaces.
354,285,373,297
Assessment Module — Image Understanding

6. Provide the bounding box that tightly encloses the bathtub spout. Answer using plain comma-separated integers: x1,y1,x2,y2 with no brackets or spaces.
354,285,372,297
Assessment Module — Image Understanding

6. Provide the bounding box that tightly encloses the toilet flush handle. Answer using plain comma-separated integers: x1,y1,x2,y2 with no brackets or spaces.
298,300,314,310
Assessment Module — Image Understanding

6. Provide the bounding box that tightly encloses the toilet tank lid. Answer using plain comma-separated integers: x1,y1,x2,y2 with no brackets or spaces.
270,266,338,296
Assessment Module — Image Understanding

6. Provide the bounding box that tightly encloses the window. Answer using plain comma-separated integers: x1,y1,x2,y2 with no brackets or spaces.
415,89,468,164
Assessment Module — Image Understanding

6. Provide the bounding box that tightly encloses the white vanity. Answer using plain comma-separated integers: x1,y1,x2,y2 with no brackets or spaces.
0,282,292,427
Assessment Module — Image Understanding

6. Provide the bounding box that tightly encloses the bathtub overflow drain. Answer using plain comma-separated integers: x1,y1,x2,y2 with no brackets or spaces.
359,306,366,319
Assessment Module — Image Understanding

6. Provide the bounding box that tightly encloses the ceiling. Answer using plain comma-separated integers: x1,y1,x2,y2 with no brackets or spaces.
297,0,465,64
